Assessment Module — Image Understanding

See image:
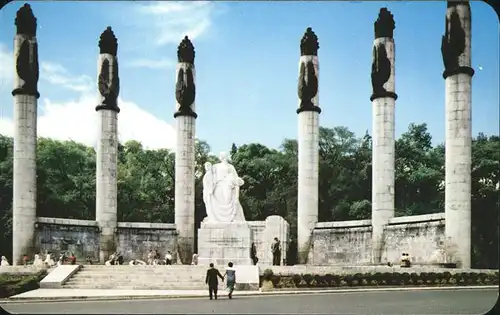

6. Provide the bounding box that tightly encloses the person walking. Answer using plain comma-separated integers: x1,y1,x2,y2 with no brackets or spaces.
205,263,224,300
224,262,236,299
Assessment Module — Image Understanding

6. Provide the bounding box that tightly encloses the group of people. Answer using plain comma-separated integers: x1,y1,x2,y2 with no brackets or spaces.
0,252,74,268
146,249,173,265
205,262,237,300
250,237,284,266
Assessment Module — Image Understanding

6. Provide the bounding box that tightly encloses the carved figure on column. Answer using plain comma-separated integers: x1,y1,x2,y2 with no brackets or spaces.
370,8,394,100
371,44,390,95
441,3,470,78
297,27,320,114
97,27,120,112
13,3,39,98
175,36,197,118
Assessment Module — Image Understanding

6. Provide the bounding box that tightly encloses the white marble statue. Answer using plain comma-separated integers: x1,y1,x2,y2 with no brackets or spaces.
202,152,246,223
33,254,43,268
0,256,10,266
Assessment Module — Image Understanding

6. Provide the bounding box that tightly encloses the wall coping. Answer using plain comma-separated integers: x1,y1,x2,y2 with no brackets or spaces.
315,219,372,229
40,265,81,288
36,217,98,227
117,222,176,230
246,221,266,227
388,213,445,225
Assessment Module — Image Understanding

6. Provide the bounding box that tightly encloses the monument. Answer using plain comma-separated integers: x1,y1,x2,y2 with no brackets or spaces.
296,27,321,264
12,4,39,265
442,1,474,269
197,152,253,266
95,26,120,263
174,36,197,264
370,8,397,264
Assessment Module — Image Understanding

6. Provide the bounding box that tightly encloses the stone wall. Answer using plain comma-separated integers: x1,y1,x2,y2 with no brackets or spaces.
248,215,289,265
116,222,177,262
311,213,446,265
35,217,100,262
312,219,372,265
381,213,445,264
34,218,178,263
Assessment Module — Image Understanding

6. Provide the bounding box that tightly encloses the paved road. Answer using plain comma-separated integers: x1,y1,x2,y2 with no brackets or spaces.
1,288,498,314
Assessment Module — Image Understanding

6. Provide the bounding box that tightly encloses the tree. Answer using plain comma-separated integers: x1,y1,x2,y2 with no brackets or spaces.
0,121,497,269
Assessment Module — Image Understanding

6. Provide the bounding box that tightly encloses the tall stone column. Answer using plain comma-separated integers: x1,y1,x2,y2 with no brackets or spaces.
12,4,39,265
296,28,321,264
174,36,197,264
95,27,120,263
370,8,397,264
441,1,474,269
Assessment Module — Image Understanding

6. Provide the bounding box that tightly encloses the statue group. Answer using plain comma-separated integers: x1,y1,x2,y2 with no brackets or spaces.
202,152,246,223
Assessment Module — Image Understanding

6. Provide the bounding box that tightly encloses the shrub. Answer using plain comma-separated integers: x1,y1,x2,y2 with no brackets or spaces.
0,270,47,298
343,274,353,286
270,275,280,287
256,270,498,289
442,272,452,281
262,268,274,281
401,272,411,285
313,274,327,287
324,274,334,286
390,272,401,285
381,272,392,285
292,274,302,286
302,274,313,286
409,272,419,284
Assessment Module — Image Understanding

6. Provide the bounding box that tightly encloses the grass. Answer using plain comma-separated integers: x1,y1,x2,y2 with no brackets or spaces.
0,270,47,298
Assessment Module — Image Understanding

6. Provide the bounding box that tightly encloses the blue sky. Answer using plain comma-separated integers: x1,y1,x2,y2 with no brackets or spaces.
0,1,498,153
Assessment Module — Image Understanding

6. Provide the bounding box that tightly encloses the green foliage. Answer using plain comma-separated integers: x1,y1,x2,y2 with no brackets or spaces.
262,268,274,281
259,271,498,289
0,123,498,269
0,270,47,298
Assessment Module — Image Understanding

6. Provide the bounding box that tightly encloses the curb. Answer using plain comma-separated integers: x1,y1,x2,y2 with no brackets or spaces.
1,285,497,304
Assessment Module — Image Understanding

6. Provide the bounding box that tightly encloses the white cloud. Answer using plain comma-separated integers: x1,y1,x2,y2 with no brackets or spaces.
126,58,175,70
41,61,94,92
0,44,14,92
0,61,176,150
134,2,217,46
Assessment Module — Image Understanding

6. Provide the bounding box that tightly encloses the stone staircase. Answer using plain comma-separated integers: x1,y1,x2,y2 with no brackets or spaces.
63,265,211,290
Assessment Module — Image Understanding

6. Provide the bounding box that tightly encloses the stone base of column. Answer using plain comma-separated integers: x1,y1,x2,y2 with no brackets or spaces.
371,229,384,264
99,234,116,264
176,235,194,265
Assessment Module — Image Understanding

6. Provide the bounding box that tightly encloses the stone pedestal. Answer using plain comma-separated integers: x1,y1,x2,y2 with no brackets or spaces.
197,222,253,266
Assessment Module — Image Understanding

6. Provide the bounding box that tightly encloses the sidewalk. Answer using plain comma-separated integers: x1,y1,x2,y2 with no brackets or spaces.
2,285,497,303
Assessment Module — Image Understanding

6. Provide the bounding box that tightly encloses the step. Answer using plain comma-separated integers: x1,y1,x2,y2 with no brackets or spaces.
71,273,205,277
62,284,207,290
73,272,206,276
64,282,205,288
65,278,204,284
76,270,206,274
80,266,209,270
